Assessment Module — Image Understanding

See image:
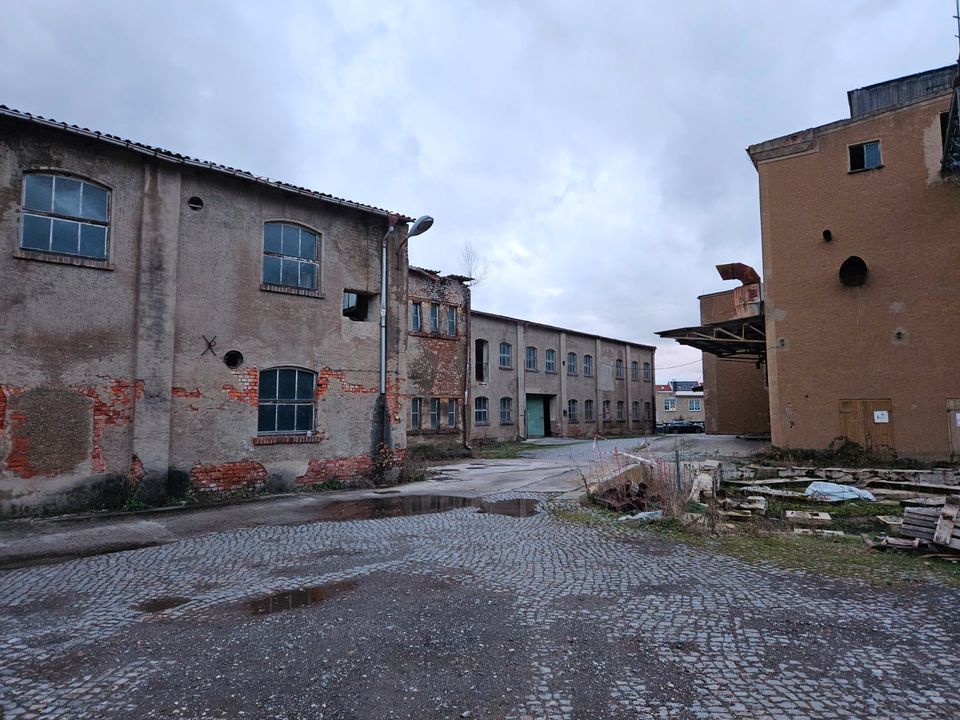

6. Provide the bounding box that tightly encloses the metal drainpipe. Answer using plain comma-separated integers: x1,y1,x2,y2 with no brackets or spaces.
463,284,472,451
380,215,399,449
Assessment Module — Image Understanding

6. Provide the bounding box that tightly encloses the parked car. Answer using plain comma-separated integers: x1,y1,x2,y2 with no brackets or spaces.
658,420,705,434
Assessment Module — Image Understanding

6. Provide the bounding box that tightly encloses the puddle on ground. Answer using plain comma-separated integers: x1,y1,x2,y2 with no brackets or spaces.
248,580,358,615
313,495,541,522
133,596,191,613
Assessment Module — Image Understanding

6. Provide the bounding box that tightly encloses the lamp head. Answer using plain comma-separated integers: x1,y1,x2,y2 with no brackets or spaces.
408,215,434,238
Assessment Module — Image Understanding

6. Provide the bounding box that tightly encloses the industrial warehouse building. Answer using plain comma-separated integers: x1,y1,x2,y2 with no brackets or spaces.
0,106,412,515
663,64,960,460
0,108,657,515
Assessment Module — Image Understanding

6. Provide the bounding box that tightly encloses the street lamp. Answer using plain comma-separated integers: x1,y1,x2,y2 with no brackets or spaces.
379,213,434,450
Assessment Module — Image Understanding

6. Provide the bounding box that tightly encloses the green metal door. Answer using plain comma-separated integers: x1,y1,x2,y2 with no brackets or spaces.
526,395,545,437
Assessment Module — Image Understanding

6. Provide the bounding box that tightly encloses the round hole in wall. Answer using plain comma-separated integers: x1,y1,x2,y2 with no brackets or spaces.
187,196,204,211
822,229,832,242
838,256,868,287
223,350,244,369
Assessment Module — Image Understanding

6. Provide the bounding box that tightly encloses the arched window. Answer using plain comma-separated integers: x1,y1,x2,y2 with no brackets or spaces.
642,362,651,381
525,346,538,371
475,339,489,382
499,342,512,368
567,352,577,375
583,355,593,377
258,367,316,434
615,358,624,379
616,400,625,421
630,361,639,381
568,399,578,422
499,397,513,424
584,399,595,421
262,222,320,290
474,396,489,424
21,174,110,259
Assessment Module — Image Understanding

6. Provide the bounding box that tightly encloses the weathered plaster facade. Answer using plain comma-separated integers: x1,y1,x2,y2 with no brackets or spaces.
469,311,656,442
0,109,409,514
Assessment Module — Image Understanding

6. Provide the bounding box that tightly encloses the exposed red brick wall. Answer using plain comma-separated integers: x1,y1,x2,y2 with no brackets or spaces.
296,448,405,485
5,412,33,477
172,387,202,398
0,385,25,432
73,379,144,473
222,368,259,406
190,459,268,493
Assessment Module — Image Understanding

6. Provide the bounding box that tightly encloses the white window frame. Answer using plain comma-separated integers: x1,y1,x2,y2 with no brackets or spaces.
688,399,702,412
664,398,677,412
20,174,111,260
412,302,422,332
499,397,512,424
545,349,557,373
499,342,512,368
475,397,489,424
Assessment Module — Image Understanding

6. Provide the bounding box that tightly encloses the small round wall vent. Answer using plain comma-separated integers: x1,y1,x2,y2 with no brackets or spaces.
822,229,832,242
187,196,204,211
839,256,868,287
223,350,244,369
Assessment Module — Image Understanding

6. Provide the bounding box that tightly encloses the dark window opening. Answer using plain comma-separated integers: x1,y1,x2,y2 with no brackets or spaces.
223,350,244,369
475,339,489,382
21,174,110,260
839,256,868,288
849,141,881,172
941,111,950,147
343,291,374,321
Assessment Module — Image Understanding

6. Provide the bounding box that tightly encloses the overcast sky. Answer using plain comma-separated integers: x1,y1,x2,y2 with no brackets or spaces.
1,1,954,380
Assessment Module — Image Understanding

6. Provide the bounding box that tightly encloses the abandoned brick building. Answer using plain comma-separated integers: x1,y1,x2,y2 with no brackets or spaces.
405,267,471,455
0,107,415,515
664,64,960,459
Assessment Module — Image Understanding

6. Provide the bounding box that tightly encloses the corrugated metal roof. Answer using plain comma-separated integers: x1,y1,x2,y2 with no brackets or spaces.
0,104,409,220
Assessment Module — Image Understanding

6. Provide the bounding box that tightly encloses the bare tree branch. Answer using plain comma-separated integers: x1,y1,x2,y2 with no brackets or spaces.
460,240,490,287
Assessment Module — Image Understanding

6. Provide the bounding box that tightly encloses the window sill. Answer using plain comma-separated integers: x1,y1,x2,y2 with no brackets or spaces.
253,434,324,445
499,420,514,425
409,427,459,435
474,421,490,426
260,282,323,299
567,373,578,378
14,248,114,270
499,365,513,370
525,368,539,373
545,370,557,375
848,164,884,174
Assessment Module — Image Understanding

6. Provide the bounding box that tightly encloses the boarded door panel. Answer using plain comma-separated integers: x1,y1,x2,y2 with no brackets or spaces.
839,399,893,451
948,399,960,459
526,395,544,438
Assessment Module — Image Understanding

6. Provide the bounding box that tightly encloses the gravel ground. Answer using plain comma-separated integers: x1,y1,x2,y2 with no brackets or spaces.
1,492,958,719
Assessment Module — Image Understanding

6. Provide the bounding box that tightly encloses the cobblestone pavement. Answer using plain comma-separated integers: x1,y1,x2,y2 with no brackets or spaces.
1,493,958,719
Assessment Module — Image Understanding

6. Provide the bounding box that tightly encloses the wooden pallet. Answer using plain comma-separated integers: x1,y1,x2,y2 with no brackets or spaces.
901,498,960,550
